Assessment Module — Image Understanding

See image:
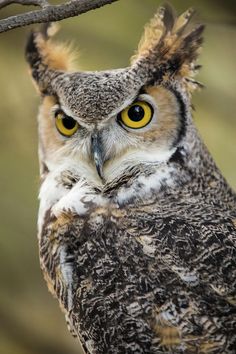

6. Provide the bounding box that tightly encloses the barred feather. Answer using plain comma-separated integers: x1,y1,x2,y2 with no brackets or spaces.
131,5,204,92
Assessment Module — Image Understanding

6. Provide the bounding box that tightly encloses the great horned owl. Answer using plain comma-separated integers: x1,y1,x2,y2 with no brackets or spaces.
25,5,236,354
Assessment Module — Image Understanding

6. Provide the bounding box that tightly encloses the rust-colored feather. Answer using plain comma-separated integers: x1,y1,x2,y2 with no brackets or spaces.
25,23,77,93
131,5,204,93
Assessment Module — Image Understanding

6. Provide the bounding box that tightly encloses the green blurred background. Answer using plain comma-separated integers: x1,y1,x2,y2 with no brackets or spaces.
0,1,235,353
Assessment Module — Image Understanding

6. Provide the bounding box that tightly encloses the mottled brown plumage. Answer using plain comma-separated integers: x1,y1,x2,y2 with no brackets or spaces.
26,4,236,354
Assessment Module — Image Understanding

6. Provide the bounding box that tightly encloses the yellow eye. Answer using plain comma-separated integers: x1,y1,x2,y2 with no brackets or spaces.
55,111,79,137
119,101,153,129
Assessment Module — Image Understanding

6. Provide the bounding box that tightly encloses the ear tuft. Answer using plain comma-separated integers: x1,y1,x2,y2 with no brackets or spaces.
25,23,77,93
131,5,205,93
131,6,168,64
41,22,60,39
173,7,195,34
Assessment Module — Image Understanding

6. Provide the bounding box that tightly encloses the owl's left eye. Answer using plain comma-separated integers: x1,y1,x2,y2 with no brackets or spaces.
55,110,79,137
118,101,153,129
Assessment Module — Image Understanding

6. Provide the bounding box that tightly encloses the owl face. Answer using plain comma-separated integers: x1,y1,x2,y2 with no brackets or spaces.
38,80,182,183
26,6,204,187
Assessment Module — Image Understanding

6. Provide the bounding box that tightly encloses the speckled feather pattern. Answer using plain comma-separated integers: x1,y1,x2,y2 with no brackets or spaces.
40,129,236,354
25,4,236,354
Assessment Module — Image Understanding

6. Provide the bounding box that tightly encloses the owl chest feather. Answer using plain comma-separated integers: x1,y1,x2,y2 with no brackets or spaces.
38,167,236,354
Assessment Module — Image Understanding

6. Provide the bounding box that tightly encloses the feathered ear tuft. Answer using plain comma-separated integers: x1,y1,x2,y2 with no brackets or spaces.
131,5,204,92
25,23,76,94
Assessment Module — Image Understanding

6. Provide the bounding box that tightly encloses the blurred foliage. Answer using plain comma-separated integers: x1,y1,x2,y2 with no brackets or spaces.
0,1,235,353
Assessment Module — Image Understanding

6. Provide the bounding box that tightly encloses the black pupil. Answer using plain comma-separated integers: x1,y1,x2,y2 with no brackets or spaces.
128,104,145,122
62,116,76,130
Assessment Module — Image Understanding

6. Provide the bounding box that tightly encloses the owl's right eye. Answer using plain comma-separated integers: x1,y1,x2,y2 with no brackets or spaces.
55,110,79,137
118,100,154,130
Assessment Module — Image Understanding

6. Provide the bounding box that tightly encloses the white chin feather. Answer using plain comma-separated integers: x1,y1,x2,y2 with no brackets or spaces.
104,147,176,182
38,147,176,231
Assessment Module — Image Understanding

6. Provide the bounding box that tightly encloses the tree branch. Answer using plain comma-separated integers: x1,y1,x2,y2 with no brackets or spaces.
0,0,119,33
0,0,49,11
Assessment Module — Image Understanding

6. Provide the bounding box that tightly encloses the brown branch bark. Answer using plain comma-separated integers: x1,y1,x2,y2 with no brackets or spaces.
0,0,119,33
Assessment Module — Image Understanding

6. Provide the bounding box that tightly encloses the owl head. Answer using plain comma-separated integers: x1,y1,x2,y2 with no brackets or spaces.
26,5,204,188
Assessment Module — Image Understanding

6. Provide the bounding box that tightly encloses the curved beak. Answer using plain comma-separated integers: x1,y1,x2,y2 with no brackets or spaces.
91,132,105,182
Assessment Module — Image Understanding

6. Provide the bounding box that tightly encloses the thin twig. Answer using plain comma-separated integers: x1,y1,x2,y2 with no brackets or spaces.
0,0,119,33
0,0,49,11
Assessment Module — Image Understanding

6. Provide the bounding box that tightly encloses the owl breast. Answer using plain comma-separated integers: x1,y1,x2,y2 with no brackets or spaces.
38,167,236,354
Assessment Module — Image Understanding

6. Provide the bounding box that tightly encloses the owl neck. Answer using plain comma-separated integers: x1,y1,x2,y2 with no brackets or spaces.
38,120,227,233
101,115,220,191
